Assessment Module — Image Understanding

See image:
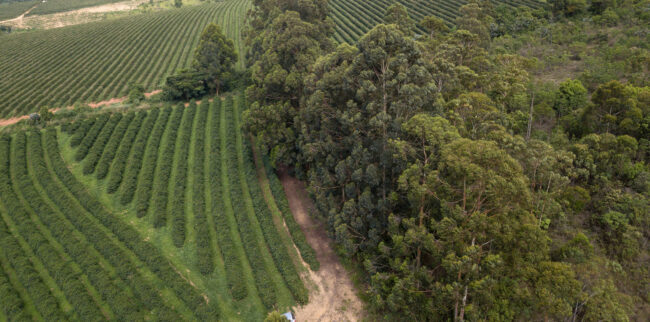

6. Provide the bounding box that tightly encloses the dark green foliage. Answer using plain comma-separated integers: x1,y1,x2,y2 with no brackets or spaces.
210,99,248,299
95,112,135,180
119,109,160,204
192,23,238,94
0,263,28,321
105,111,147,192
244,0,650,319
225,97,276,309
82,113,122,175
193,100,214,274
152,105,184,227
163,22,238,100
70,117,96,147
43,129,218,320
135,106,172,217
127,82,145,104
171,102,197,247
163,69,207,101
74,113,109,161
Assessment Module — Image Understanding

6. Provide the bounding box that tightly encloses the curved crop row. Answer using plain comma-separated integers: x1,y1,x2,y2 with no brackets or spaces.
26,131,150,320
74,113,109,161
135,106,172,217
171,102,197,248
106,111,149,193
119,109,160,204
0,261,29,321
43,129,219,320
0,135,68,321
10,132,105,321
224,97,277,310
211,99,248,299
70,117,96,147
262,156,320,270
82,113,122,175
152,105,184,228
193,100,215,274
95,112,135,180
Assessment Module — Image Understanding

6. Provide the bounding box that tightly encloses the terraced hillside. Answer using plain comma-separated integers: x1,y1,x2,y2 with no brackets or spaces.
328,0,542,43
0,0,250,118
0,94,316,320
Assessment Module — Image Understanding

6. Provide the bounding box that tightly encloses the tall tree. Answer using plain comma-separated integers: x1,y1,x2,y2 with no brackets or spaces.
384,3,415,36
192,23,237,95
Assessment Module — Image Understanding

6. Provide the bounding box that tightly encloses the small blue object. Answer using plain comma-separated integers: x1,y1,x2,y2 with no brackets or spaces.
282,312,295,322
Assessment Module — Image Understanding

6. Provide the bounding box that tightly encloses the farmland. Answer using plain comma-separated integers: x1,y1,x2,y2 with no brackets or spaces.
27,0,126,16
0,0,37,21
0,0,250,118
328,0,542,43
0,94,316,320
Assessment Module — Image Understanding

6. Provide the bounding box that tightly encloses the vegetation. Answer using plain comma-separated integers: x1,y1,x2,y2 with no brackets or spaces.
28,93,312,319
327,0,542,43
27,0,124,16
163,22,237,100
2,0,648,319
245,0,649,320
0,0,251,118
0,0,37,21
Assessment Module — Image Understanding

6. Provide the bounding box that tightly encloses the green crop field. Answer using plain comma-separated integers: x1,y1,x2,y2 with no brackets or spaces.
328,0,542,43
0,93,316,320
0,0,37,21
0,0,250,118
27,0,125,16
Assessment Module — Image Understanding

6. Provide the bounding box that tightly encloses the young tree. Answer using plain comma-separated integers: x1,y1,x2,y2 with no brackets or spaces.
127,82,145,104
174,0,182,8
38,106,53,123
192,23,237,95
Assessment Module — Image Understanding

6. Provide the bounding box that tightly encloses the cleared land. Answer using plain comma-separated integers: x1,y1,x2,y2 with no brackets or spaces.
0,0,250,118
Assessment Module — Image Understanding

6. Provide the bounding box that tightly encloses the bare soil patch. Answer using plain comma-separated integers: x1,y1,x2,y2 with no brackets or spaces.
0,90,161,127
279,170,363,321
0,0,147,29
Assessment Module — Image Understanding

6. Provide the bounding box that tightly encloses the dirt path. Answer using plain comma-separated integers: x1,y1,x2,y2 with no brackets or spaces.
0,3,39,28
0,90,161,127
0,0,147,29
279,170,363,321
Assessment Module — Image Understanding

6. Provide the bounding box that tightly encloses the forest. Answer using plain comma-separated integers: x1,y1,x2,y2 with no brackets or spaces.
243,0,649,320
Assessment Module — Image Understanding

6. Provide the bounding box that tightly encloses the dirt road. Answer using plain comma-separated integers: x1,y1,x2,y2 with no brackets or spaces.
279,171,363,321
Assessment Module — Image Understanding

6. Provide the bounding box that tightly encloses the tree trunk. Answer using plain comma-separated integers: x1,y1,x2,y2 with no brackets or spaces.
526,91,535,141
